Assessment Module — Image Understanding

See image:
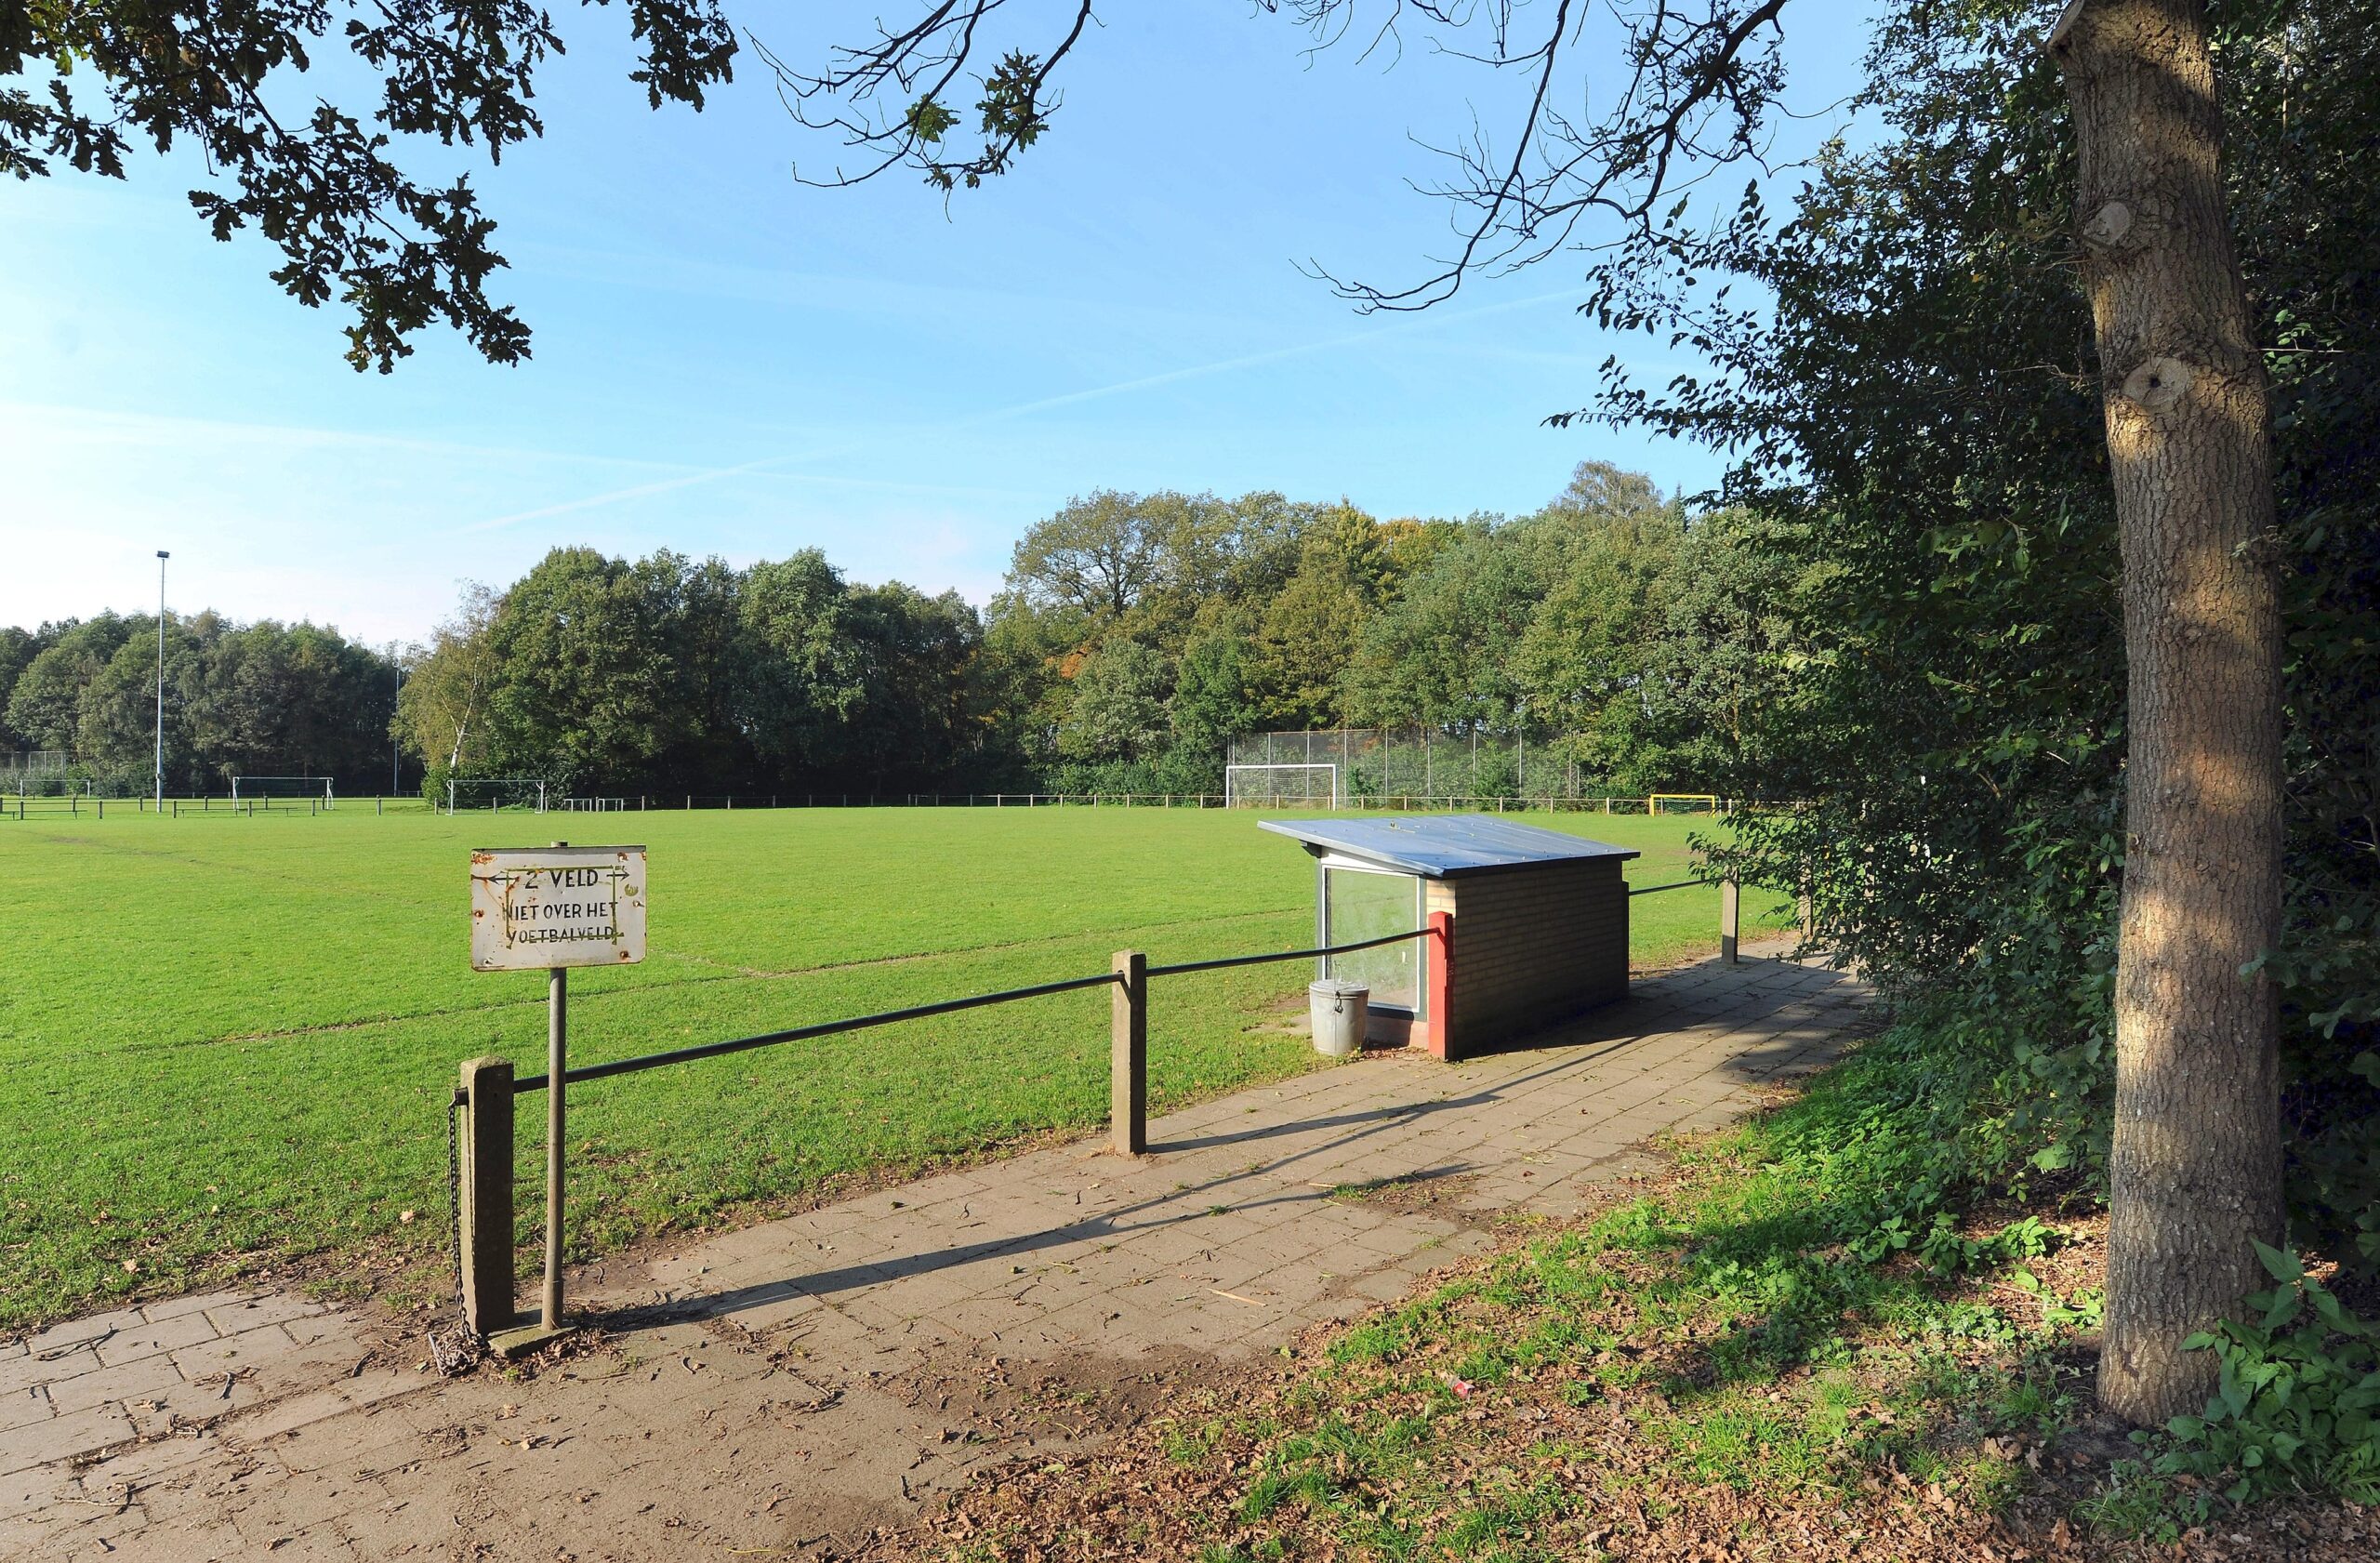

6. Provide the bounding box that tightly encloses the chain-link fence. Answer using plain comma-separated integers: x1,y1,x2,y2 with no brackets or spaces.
1228,727,1608,806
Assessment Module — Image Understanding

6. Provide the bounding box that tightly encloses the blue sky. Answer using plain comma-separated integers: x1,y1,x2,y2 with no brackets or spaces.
0,5,1870,646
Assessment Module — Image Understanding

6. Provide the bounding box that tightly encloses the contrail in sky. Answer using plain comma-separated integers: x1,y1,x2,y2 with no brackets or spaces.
459,285,1590,534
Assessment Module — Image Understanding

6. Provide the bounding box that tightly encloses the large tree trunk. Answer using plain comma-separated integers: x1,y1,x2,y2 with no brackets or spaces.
2048,0,2286,1425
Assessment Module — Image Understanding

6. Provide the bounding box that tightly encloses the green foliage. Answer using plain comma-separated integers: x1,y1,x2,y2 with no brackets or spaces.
1238,503,1421,730
3,1,736,369
737,550,867,773
1056,640,1170,762
0,623,47,750
1,610,398,794
1466,749,1518,806
2212,0,2380,1278
1170,630,1263,762
1556,0,2378,1268
1342,517,1536,734
5,614,137,757
986,466,1788,796
479,547,721,789
2142,1242,2380,1506
385,546,997,796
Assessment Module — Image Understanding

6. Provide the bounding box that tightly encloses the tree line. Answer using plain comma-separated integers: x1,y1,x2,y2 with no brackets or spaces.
383,466,1786,801
392,550,987,800
0,615,399,795
3,466,1792,802
993,467,1793,798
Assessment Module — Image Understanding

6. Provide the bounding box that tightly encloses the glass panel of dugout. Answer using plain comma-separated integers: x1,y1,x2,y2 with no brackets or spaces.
1320,864,1423,1014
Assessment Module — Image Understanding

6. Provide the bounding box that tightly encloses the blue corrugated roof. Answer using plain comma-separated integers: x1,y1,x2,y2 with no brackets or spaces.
1258,814,1641,878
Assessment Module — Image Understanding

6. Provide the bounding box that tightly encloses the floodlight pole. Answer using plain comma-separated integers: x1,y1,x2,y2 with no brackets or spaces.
153,551,169,811
390,655,403,794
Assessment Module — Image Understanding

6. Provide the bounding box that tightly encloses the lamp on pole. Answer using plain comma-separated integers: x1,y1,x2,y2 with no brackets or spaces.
154,551,169,811
391,650,404,793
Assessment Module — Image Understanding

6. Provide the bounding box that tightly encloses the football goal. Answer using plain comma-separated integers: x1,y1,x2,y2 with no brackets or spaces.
559,796,628,813
445,777,549,815
1224,763,1340,808
1648,793,1722,815
232,775,334,806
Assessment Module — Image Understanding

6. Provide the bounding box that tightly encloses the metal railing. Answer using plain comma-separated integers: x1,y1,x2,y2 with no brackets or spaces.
4,787,1774,818
510,969,1130,1093
441,873,1791,1344
404,790,1746,814
501,926,1438,1095
1143,927,1429,978
2,793,433,819
447,921,1447,1340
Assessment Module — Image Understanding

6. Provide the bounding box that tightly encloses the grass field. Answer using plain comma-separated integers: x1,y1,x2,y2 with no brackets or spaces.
0,806,1783,1329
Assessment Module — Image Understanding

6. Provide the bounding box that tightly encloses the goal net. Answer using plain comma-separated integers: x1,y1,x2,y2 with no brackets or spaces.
1224,763,1340,808
445,777,549,814
1648,793,1722,815
232,775,335,805
558,796,628,813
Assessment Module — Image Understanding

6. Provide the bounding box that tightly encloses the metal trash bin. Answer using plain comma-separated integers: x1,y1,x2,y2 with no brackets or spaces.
1307,979,1369,1058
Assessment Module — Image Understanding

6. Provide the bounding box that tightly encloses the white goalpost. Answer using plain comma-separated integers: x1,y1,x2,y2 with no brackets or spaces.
1223,763,1340,808
558,796,628,813
445,777,549,815
231,775,335,806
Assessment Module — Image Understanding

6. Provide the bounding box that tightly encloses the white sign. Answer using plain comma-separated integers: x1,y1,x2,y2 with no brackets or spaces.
470,846,647,972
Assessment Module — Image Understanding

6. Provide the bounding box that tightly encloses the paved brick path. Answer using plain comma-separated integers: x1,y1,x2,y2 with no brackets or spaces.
3,945,1866,1561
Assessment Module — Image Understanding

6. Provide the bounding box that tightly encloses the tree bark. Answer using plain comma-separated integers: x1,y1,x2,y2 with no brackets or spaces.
2048,0,2286,1425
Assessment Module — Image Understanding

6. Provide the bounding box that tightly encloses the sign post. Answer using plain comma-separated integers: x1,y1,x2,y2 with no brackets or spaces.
469,841,646,1350
544,960,566,1331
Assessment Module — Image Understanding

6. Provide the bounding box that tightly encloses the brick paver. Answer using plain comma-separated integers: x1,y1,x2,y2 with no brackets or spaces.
2,943,1865,1560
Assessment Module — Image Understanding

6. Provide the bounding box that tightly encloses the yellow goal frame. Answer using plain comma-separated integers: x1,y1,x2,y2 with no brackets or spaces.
1647,793,1722,815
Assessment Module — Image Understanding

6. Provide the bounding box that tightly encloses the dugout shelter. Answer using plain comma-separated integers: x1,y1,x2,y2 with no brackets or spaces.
1260,814,1639,1062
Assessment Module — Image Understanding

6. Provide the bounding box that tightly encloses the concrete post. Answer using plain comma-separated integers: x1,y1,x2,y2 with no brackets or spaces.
1110,950,1146,1156
456,1056,518,1339
1720,874,1741,964
1423,909,1455,1061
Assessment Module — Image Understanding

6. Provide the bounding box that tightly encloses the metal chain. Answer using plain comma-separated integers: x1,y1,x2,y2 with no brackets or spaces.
429,1092,481,1374
445,1093,467,1326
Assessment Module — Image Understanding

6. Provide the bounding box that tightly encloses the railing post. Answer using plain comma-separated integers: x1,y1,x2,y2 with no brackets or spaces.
1720,873,1741,964
1111,950,1146,1156
456,1056,519,1339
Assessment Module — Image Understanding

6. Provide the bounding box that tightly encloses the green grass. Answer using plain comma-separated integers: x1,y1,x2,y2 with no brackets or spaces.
0,804,1777,1328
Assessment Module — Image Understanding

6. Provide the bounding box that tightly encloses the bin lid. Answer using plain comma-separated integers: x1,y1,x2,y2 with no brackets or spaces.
1261,814,1640,878
1309,978,1369,998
